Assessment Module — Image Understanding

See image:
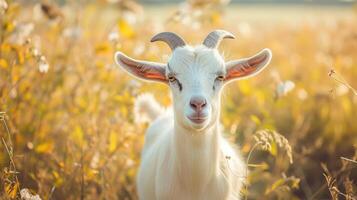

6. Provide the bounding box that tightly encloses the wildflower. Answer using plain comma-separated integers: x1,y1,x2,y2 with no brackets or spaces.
90,152,100,169
20,188,42,200
270,69,296,98
126,158,135,167
38,56,49,73
276,80,295,97
31,48,40,57
108,29,119,43
128,79,141,89
123,11,138,25
270,69,281,82
0,0,8,15
9,88,17,99
297,89,308,100
238,22,251,37
8,23,34,45
133,42,145,56
63,26,82,40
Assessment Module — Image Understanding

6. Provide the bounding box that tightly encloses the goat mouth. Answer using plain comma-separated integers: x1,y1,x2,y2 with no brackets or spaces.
188,116,208,124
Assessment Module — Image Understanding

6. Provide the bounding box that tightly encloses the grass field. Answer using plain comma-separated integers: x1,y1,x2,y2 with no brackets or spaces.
0,1,356,199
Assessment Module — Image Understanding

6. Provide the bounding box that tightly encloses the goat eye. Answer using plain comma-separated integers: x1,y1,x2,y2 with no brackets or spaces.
168,76,177,83
216,75,225,82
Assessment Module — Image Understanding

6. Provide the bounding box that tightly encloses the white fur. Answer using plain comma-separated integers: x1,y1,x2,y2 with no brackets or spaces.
115,41,272,200
134,93,165,123
135,96,245,200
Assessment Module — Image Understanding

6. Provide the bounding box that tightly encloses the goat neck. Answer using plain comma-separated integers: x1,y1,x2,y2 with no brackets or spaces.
172,120,221,193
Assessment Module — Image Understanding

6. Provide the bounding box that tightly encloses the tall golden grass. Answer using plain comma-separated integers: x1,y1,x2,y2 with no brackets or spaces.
0,0,356,199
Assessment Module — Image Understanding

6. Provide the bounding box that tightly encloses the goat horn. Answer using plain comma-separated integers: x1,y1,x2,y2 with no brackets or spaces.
202,30,235,49
151,32,186,51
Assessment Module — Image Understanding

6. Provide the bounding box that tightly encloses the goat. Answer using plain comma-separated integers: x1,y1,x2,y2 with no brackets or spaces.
114,30,272,200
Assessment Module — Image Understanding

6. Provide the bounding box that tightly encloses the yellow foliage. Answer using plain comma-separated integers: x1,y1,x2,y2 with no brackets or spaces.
238,80,251,95
5,182,19,199
210,11,221,24
108,131,118,153
118,19,135,38
250,115,261,125
52,171,64,187
95,42,111,54
0,58,8,69
71,126,85,147
35,141,54,153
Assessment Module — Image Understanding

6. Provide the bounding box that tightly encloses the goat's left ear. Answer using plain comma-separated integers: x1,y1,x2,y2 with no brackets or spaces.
115,51,167,83
225,48,272,82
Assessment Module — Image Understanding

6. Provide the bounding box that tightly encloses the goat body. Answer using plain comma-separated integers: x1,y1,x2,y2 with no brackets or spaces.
135,94,245,200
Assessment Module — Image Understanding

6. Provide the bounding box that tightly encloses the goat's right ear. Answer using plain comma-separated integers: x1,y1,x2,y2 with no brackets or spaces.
114,51,168,83
224,49,272,82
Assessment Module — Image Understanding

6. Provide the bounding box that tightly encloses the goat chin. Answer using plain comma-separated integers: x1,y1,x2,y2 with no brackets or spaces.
134,93,246,200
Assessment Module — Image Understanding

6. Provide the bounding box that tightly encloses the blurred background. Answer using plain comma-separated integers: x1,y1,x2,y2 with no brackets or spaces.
0,0,357,199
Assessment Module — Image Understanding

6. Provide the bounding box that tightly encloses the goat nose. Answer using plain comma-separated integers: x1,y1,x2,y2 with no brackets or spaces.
190,96,207,112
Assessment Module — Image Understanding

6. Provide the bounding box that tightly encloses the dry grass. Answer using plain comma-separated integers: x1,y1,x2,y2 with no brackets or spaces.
1,0,357,199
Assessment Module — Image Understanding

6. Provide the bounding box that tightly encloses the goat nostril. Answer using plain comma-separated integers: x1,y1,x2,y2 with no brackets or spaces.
202,100,207,108
190,97,207,111
190,101,197,109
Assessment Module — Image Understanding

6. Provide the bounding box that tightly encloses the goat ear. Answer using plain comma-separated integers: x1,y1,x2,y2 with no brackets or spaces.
114,51,167,83
225,48,272,82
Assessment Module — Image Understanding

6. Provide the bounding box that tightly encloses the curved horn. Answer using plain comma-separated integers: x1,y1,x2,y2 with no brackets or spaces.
203,30,235,49
150,32,186,51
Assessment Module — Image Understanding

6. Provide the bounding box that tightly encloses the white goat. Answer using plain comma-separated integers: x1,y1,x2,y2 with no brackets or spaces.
114,30,272,200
